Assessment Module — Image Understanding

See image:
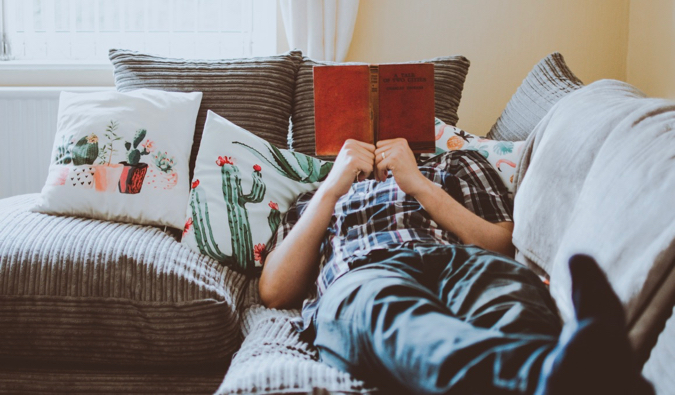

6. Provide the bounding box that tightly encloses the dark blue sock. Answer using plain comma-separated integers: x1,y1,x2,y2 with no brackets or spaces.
535,254,654,395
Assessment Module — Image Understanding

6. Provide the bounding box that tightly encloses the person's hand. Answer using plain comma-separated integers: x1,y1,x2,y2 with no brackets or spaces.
374,138,429,197
319,139,375,200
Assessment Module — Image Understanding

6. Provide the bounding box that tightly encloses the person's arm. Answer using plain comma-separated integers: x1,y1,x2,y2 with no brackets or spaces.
374,138,514,257
259,139,376,309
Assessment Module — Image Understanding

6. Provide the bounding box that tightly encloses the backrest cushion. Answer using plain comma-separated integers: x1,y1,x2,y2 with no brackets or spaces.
486,52,583,141
291,55,470,156
109,49,302,177
432,118,526,197
181,111,332,275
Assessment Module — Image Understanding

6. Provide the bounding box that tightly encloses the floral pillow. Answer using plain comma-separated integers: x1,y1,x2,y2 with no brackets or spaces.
181,111,332,275
31,89,202,228
433,118,525,196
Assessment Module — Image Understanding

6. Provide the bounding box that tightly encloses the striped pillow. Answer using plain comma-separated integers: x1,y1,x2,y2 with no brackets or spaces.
109,49,302,178
290,55,470,156
486,52,583,141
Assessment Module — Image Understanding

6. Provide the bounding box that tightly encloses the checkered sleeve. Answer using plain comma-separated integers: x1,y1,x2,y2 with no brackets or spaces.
440,151,514,223
264,191,315,256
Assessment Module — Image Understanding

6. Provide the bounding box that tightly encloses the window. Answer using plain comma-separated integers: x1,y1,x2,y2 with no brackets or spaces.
0,0,276,62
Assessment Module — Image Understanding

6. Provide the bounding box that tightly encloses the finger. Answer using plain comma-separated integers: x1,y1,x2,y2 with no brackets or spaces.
376,157,390,180
348,143,377,161
355,155,374,173
374,147,392,165
356,159,373,182
375,139,401,148
346,139,376,152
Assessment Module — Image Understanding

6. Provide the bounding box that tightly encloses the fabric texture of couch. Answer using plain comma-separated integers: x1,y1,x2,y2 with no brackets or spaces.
1,51,674,394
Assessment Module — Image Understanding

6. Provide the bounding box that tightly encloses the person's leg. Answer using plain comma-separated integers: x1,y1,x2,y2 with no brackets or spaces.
312,248,557,394
421,244,561,336
312,248,654,395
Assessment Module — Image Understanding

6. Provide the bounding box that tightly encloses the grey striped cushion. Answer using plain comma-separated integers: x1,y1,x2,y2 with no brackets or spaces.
0,363,225,394
290,55,470,156
0,194,249,367
217,304,377,394
486,52,583,141
109,49,302,177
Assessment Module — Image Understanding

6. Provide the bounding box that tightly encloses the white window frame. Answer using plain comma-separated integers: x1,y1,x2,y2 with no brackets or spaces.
0,0,278,86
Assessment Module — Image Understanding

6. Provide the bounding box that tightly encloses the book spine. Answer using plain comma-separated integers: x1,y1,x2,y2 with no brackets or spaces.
369,65,379,144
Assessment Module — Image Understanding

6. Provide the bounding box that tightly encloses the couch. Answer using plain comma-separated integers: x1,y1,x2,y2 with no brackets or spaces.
0,50,674,394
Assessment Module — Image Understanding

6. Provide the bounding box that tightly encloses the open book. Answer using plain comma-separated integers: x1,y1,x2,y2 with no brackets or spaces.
313,63,435,156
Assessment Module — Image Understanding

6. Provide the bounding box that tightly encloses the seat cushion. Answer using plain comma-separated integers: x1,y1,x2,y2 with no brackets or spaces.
216,303,377,394
0,194,250,367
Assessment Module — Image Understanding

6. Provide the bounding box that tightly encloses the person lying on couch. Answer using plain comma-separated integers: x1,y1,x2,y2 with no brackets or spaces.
259,138,653,395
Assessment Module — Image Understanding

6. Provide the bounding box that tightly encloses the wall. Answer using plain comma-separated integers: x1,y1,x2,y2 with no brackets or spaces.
626,0,675,100
344,0,630,135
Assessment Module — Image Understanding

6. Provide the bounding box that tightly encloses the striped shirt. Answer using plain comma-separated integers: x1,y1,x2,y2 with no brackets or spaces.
265,150,514,332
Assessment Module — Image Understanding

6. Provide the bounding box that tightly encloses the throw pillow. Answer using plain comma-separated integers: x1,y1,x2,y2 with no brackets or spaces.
487,52,583,141
290,54,471,156
109,49,302,177
182,111,333,275
434,118,525,197
31,89,202,228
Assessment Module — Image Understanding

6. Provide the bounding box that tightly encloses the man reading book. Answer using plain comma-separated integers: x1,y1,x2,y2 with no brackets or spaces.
259,138,653,394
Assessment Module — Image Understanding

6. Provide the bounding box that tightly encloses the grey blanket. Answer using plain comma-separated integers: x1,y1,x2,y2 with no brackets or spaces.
512,79,675,325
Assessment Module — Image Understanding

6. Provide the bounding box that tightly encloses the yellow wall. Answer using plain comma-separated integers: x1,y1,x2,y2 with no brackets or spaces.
343,0,630,134
627,0,675,100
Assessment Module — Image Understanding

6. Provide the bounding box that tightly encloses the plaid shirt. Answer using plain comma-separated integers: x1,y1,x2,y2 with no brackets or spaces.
265,150,514,332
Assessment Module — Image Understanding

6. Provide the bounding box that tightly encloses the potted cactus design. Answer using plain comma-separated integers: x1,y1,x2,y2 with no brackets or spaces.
189,157,267,273
93,121,124,192
48,134,75,186
145,151,178,190
67,134,99,189
119,129,152,194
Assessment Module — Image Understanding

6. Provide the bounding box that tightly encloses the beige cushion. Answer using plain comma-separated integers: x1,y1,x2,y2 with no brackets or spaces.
109,49,302,177
487,52,583,141
290,55,470,156
0,194,249,367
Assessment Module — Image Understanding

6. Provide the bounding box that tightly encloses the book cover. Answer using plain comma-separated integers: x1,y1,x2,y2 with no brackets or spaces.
313,63,435,156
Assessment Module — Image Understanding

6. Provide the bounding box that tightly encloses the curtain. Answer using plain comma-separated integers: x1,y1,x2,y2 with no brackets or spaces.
279,0,360,62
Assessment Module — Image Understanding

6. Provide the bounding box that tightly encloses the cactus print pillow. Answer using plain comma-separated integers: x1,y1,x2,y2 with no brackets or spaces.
433,118,526,196
181,111,332,275
31,89,202,228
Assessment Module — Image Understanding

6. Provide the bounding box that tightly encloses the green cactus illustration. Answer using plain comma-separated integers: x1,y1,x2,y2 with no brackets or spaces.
189,158,267,273
267,201,281,233
54,134,74,165
233,142,333,183
190,186,231,262
124,129,151,165
72,134,99,165
153,151,176,173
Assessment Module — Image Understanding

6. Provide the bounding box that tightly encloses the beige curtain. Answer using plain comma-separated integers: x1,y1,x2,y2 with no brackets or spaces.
279,0,360,62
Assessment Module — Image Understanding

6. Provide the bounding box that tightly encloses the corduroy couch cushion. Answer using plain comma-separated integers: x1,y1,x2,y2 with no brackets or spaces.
0,194,250,367
109,49,302,177
217,303,377,395
486,52,583,141
290,55,470,156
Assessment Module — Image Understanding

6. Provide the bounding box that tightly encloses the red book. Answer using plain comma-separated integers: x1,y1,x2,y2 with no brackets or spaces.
313,63,435,156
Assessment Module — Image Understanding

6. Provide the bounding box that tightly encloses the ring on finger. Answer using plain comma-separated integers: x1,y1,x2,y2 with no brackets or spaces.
381,152,386,160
